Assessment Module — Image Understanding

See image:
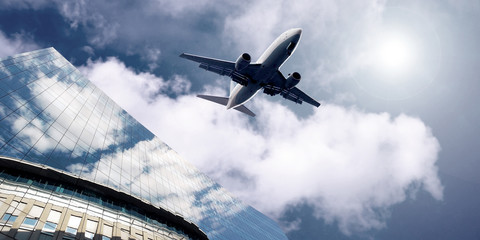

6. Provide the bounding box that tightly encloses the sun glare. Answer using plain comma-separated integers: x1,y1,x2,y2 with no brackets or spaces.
374,32,416,75
354,7,441,100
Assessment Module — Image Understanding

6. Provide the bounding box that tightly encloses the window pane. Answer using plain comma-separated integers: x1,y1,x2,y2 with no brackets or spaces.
28,205,44,218
103,225,112,237
85,231,95,239
22,217,38,227
67,215,81,228
13,202,27,215
15,229,31,240
1,213,11,222
86,219,98,232
42,222,57,232
65,226,77,235
1,213,17,223
46,210,62,223
39,233,54,240
6,201,19,214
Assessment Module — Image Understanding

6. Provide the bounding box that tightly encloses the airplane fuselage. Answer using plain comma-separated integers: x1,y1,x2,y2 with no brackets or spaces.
226,28,302,109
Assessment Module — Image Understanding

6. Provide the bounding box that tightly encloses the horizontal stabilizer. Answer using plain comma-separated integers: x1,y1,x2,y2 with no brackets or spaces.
197,95,229,106
233,105,256,117
197,95,256,117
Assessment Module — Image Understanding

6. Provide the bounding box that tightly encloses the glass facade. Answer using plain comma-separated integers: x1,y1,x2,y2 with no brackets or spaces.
0,48,287,239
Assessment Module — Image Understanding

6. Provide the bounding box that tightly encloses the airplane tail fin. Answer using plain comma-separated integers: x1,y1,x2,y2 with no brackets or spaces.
197,95,256,117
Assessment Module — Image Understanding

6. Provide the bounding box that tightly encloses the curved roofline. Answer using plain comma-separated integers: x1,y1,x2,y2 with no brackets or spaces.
0,156,208,240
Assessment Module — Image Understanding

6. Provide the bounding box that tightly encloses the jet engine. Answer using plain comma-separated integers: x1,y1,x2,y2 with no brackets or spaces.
235,53,251,71
285,72,301,89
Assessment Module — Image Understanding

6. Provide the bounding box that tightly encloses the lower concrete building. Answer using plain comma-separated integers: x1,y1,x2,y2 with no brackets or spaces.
0,157,204,240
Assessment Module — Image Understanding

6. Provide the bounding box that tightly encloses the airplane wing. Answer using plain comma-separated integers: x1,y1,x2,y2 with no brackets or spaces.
263,71,321,107
180,53,235,74
180,53,261,86
282,87,321,107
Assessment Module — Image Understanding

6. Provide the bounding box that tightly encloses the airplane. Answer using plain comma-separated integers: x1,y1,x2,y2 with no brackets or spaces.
180,28,320,117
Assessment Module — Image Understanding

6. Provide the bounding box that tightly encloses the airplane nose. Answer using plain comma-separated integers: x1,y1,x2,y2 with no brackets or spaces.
292,28,302,35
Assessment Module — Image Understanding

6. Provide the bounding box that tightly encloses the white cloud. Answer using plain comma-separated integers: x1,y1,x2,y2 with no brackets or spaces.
81,46,95,56
48,1,120,47
80,58,163,103
79,57,191,103
0,31,39,59
223,0,384,55
143,47,161,71
82,57,443,234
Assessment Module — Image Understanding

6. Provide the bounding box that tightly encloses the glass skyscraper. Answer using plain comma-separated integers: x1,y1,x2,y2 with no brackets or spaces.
0,48,287,239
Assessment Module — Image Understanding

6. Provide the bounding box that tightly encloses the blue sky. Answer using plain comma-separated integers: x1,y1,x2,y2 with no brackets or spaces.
1,0,480,239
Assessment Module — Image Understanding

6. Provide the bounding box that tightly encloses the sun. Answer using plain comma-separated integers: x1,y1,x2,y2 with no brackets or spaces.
374,31,416,76
354,7,441,100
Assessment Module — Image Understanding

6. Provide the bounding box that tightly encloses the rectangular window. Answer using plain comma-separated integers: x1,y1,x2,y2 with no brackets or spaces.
1,213,17,224
65,215,82,236
67,215,81,228
28,205,44,218
22,217,38,228
65,226,77,235
42,222,57,233
14,228,31,240
84,231,95,239
6,201,26,215
39,233,54,240
46,210,62,223
85,219,98,233
103,224,112,239
84,219,98,239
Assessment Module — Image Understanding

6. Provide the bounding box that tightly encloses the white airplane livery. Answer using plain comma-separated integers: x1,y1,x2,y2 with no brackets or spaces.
180,28,320,117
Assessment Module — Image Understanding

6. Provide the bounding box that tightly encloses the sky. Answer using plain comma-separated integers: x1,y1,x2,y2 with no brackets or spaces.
1,0,480,239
